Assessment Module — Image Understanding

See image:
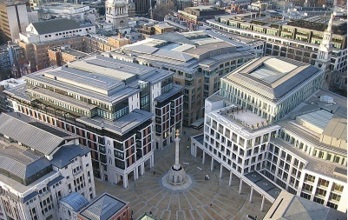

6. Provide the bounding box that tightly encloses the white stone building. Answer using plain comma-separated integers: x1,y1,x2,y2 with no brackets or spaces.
105,0,131,34
191,56,347,213
0,112,96,220
19,18,96,44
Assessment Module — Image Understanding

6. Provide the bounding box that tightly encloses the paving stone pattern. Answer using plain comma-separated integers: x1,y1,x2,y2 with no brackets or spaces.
95,128,270,220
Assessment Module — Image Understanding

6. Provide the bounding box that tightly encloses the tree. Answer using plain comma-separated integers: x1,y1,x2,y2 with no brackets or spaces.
153,1,175,21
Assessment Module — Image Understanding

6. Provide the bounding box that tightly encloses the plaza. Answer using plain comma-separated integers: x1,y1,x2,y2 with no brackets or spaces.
95,127,271,220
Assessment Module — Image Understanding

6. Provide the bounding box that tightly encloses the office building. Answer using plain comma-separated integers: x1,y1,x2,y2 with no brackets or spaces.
191,56,347,212
105,30,260,126
177,5,225,27
0,112,96,220
7,42,28,78
5,55,183,188
0,3,29,42
133,0,151,17
207,12,347,72
20,18,96,44
0,46,11,77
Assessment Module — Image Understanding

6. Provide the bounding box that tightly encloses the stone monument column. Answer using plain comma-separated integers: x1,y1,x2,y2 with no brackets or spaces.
174,130,180,170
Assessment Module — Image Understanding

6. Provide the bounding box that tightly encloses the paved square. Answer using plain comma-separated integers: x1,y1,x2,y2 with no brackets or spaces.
95,128,270,220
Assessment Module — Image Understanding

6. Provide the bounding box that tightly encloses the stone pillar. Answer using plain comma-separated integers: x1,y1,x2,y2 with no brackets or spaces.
202,151,206,164
211,157,214,171
134,167,138,180
229,171,233,186
260,195,265,211
219,164,223,179
191,143,196,157
150,154,155,168
123,174,128,188
249,187,254,203
174,131,180,169
239,178,243,194
140,162,145,175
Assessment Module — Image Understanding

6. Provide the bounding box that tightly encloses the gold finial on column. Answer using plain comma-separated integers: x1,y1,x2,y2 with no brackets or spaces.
175,129,180,138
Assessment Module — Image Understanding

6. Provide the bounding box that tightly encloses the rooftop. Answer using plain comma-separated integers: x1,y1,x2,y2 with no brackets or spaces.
218,106,270,131
30,18,82,35
79,193,127,220
0,138,51,181
208,104,280,139
0,112,76,156
60,192,89,212
283,89,347,151
115,30,254,72
224,56,322,101
25,55,172,104
287,20,347,35
77,109,153,135
264,190,347,220
245,171,282,199
51,144,90,169
271,138,347,182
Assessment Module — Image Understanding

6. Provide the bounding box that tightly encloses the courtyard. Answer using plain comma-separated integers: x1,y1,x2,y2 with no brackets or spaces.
95,127,271,220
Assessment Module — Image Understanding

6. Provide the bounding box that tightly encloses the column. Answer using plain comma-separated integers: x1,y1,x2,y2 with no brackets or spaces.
191,144,196,157
211,157,214,171
123,174,128,188
140,162,145,175
219,164,223,179
239,178,243,194
134,167,138,180
202,151,206,164
229,170,233,186
150,154,155,168
260,195,265,211
249,187,254,203
174,135,180,169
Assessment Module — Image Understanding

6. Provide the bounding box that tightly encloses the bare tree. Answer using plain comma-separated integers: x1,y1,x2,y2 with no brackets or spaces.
153,1,175,21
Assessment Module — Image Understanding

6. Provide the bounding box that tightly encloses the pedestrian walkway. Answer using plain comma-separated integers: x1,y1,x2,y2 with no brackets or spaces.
95,127,270,220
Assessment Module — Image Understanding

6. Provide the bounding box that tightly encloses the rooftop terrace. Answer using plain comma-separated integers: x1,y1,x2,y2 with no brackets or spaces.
218,106,269,131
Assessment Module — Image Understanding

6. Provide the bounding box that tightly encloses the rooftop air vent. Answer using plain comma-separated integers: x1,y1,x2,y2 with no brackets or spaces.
320,95,334,104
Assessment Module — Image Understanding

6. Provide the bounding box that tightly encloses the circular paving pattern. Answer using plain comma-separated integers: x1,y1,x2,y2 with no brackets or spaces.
95,128,271,220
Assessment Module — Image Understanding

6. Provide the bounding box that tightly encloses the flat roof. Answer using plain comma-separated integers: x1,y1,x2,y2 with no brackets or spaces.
278,119,346,155
192,134,204,145
77,109,153,135
296,110,333,134
218,106,268,131
25,55,173,104
245,171,282,199
28,87,97,110
224,56,322,101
